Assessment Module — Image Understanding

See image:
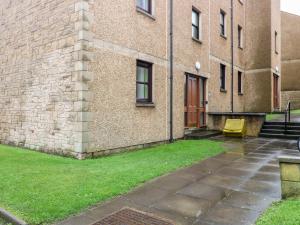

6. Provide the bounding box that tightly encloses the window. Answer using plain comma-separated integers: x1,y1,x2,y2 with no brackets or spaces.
192,8,201,40
137,0,152,14
238,25,243,48
136,60,152,103
220,10,226,36
275,31,278,54
220,64,226,91
238,71,243,94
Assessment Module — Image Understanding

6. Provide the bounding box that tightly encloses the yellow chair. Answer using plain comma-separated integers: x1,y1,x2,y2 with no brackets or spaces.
223,119,246,137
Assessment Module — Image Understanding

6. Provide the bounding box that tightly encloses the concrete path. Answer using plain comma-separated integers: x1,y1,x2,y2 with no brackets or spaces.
57,137,299,225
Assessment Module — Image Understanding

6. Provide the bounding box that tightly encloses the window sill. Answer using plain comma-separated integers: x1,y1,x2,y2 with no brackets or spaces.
136,7,156,20
275,51,279,55
136,102,155,108
220,88,227,93
220,34,227,40
192,37,203,45
238,46,244,50
238,92,244,96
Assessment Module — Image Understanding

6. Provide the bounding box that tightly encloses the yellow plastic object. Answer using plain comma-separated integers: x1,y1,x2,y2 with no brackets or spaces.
223,119,246,137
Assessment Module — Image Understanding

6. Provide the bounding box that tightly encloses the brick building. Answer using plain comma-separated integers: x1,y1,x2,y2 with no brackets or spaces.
0,0,289,158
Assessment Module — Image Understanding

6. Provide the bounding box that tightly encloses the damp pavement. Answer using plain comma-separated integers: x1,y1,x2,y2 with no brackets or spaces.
56,137,300,225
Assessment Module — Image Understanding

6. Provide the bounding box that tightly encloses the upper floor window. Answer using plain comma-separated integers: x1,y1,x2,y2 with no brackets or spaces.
275,31,278,54
220,64,226,91
192,8,201,41
220,10,226,37
238,25,243,48
137,0,152,14
136,60,153,103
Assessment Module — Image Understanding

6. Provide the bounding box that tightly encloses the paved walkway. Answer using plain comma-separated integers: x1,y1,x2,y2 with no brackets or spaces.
57,137,299,225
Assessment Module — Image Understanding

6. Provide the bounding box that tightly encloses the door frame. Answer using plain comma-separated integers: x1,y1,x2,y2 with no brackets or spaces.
184,73,207,128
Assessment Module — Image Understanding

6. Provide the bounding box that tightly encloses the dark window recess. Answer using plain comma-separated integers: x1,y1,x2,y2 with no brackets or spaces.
238,25,242,48
192,9,200,40
136,60,152,103
137,0,152,14
238,71,243,94
220,64,226,90
275,31,278,54
220,10,226,36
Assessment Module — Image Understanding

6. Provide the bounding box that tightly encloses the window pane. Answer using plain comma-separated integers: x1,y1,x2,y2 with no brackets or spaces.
192,11,199,26
220,13,224,25
220,65,226,89
192,26,199,39
199,79,204,106
137,0,150,12
137,66,148,82
144,85,148,99
238,72,242,93
137,84,146,99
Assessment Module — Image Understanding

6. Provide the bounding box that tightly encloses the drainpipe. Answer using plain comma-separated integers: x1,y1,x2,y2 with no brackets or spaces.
169,0,174,142
230,0,234,113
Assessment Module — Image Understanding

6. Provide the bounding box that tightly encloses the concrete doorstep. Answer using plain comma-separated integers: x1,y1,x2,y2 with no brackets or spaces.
0,208,27,225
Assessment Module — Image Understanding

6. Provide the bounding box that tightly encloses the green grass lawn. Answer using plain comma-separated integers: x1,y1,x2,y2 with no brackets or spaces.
256,199,300,225
0,140,225,225
266,109,300,121
266,113,282,121
291,109,300,115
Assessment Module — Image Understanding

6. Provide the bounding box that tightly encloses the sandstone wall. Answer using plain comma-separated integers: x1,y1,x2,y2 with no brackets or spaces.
0,0,94,157
280,12,300,110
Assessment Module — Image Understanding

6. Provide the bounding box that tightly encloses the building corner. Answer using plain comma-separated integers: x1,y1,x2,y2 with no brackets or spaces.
72,0,95,158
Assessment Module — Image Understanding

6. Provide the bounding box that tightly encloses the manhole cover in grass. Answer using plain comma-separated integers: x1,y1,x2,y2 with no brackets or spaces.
93,208,174,225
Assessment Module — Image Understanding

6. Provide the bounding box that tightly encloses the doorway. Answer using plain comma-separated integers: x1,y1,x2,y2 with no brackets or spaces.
185,74,206,128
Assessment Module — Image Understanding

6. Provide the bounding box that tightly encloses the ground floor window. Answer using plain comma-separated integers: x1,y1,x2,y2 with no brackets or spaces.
238,71,243,94
220,64,226,91
136,60,152,103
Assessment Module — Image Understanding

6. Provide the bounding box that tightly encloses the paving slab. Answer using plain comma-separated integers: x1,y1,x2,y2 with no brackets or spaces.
239,180,281,199
195,203,261,225
57,137,293,225
177,182,232,205
221,191,276,212
152,194,211,218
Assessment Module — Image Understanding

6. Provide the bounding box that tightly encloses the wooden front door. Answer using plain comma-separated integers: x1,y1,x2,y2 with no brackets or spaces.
273,74,279,109
185,74,206,128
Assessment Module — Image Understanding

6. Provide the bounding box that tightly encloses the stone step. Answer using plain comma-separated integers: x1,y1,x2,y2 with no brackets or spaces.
264,121,300,126
185,130,222,140
259,133,300,140
261,129,300,135
262,125,300,130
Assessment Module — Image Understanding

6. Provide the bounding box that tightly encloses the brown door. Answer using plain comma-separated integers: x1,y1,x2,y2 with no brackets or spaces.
185,74,206,128
273,74,279,109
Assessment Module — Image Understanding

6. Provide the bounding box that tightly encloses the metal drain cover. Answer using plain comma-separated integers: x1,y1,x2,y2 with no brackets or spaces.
93,208,174,225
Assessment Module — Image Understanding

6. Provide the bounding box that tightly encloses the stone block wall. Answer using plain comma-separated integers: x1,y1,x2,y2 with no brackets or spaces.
281,91,300,110
279,156,300,199
0,0,94,158
207,113,266,137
